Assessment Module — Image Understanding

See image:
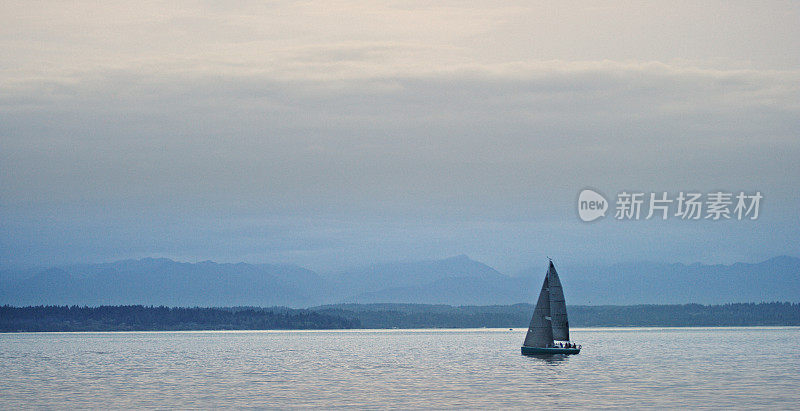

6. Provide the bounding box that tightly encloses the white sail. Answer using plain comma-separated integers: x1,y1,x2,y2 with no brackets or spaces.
547,261,570,341
522,274,553,348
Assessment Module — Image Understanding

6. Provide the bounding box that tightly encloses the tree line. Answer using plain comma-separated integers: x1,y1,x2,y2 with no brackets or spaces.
315,302,800,328
2,302,798,332
0,305,360,332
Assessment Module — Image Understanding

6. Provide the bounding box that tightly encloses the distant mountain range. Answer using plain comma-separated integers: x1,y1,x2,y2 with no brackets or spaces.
1,255,798,307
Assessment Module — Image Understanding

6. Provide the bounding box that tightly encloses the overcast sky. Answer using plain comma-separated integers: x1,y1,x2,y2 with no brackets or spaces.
2,1,799,272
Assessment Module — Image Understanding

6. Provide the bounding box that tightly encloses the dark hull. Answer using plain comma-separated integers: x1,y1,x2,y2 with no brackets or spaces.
521,346,581,355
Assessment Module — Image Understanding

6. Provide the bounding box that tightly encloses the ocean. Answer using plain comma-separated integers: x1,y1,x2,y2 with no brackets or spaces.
1,327,798,409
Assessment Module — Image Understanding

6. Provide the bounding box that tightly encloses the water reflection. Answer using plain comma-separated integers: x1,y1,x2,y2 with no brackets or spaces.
522,353,570,365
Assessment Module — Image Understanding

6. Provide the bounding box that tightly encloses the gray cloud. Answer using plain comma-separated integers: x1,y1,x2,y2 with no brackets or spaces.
3,62,797,205
2,2,799,270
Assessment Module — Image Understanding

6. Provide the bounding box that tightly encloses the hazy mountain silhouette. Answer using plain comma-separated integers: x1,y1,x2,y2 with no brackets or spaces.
0,258,323,307
329,255,527,305
3,268,97,305
541,256,800,305
325,255,507,299
347,275,532,305
1,255,798,307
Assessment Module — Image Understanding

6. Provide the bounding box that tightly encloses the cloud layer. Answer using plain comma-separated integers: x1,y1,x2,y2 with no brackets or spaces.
2,1,799,270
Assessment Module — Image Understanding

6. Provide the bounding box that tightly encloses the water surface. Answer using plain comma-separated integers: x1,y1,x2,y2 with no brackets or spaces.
1,327,798,408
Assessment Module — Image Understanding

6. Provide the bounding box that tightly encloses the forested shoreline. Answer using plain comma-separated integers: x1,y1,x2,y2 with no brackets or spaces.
0,305,360,332
1,302,798,332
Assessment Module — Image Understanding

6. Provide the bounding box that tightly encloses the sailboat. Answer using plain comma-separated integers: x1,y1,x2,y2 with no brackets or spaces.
521,260,581,355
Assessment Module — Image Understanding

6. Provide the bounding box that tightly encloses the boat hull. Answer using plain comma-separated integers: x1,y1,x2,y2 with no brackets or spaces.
521,346,581,355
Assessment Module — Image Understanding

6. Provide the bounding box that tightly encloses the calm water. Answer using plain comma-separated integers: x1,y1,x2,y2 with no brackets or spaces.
1,327,799,409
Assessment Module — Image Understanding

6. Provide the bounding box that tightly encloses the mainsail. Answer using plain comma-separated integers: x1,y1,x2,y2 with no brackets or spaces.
522,261,571,347
547,262,570,341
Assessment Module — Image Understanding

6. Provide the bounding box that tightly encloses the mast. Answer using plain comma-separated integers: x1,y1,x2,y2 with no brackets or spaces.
547,261,570,341
522,273,554,348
